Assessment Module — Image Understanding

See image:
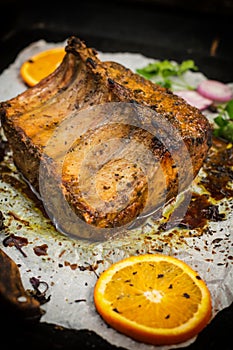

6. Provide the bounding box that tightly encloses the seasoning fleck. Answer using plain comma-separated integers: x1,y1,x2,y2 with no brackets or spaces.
183,293,190,299
113,307,121,313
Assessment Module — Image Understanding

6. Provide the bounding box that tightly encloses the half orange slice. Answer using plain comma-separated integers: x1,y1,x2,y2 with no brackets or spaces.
20,47,65,86
94,254,212,345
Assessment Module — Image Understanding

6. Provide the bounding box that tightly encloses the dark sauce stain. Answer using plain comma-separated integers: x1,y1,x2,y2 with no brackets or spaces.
182,137,233,230
2,233,28,257
180,193,225,229
8,210,30,226
200,137,233,200
33,244,48,256
29,277,51,305
64,261,78,270
159,137,233,232
0,164,12,175
3,233,28,247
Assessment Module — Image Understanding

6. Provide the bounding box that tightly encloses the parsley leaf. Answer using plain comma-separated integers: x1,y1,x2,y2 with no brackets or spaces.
213,99,233,142
136,59,198,89
178,60,198,75
226,99,233,119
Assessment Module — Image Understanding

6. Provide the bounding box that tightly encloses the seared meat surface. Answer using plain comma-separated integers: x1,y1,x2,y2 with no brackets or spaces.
0,36,212,240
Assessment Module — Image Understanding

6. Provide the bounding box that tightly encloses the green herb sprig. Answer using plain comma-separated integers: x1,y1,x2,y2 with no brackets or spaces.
136,59,198,89
213,99,233,142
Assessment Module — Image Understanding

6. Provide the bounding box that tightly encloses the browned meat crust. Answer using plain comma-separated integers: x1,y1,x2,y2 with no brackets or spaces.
0,36,212,240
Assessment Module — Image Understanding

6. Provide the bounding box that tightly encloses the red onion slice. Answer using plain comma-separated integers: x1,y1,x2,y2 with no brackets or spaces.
197,79,233,102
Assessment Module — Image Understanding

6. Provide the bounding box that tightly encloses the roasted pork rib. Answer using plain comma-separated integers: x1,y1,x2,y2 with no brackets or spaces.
0,36,212,240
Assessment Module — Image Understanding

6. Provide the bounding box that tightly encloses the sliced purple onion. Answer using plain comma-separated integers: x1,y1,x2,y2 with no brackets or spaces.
197,79,233,102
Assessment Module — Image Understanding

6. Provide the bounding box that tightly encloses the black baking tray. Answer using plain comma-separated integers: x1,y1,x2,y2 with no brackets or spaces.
0,1,232,349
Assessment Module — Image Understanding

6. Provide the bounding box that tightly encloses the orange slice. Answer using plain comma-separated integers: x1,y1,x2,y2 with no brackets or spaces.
20,47,65,86
94,254,212,345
